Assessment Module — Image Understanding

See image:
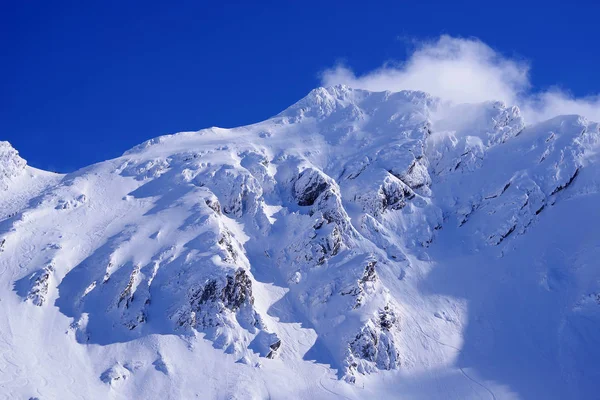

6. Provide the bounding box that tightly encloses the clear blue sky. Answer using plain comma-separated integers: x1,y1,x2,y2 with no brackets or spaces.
2,0,599,172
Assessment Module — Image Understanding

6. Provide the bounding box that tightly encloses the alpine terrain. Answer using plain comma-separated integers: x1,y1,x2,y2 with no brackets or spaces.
1,85,600,399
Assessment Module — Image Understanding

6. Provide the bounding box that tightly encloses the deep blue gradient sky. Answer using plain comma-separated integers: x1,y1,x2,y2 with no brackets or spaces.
2,0,599,172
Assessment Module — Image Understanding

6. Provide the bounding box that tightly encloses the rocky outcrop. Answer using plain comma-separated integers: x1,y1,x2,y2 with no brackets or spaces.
250,331,282,359
294,168,331,206
205,195,222,214
353,172,416,217
345,304,400,381
0,141,27,190
340,260,378,309
178,268,259,330
25,265,54,306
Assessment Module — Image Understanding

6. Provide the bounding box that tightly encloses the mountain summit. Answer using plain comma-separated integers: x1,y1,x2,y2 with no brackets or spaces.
2,86,599,399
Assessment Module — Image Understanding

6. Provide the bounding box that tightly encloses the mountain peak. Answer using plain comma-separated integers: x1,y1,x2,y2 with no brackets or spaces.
278,85,437,121
0,141,26,190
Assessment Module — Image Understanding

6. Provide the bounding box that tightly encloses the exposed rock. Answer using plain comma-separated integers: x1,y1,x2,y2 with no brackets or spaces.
205,196,222,214
346,305,400,378
294,168,331,206
26,265,54,306
381,175,415,211
218,229,238,263
267,339,282,359
222,269,254,311
351,170,417,217
551,168,580,195
0,141,27,190
250,331,282,359
181,268,256,329
118,265,140,309
341,260,379,309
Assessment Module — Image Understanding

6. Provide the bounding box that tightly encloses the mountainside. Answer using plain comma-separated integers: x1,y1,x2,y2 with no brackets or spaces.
2,85,600,399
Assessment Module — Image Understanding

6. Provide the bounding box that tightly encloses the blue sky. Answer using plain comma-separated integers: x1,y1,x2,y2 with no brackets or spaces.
2,0,599,172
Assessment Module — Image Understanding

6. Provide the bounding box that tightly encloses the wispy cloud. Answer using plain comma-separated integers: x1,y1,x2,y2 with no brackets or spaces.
321,35,600,123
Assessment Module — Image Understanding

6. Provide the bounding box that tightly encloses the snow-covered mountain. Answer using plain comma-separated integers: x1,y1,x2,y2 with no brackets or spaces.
2,85,600,399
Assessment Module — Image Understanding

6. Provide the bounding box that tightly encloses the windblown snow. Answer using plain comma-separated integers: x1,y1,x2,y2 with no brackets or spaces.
2,86,600,399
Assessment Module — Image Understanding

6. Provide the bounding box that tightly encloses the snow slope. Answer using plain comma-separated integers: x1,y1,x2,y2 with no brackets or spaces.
1,86,600,399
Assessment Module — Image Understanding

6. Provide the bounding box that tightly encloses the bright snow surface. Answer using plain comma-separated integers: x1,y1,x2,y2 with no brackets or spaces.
1,86,600,399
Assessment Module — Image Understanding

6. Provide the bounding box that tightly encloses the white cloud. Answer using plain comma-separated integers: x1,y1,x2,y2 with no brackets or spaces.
321,35,600,123
522,90,600,123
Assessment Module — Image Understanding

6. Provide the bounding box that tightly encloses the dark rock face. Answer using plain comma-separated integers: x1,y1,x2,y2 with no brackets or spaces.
118,266,139,309
315,224,343,265
378,304,397,331
551,168,579,195
250,331,282,359
26,265,54,306
346,304,400,378
218,230,238,263
341,260,378,309
182,268,255,329
363,261,377,281
314,188,346,224
294,168,331,206
352,172,418,217
190,280,219,311
266,339,282,359
222,269,254,311
0,141,27,190
205,197,222,214
381,175,415,211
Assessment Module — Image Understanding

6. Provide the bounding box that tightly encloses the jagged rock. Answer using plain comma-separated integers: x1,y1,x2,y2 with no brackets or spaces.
381,176,415,211
205,196,222,214
250,331,282,359
181,268,256,329
294,168,331,206
350,170,417,217
314,223,344,264
218,229,238,263
551,168,579,195
341,260,379,309
346,305,400,378
267,339,282,359
118,265,140,309
222,269,254,311
26,265,54,306
0,141,27,190
378,304,397,331
313,187,348,227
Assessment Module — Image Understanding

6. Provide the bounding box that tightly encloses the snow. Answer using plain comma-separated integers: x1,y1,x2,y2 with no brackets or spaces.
1,85,600,399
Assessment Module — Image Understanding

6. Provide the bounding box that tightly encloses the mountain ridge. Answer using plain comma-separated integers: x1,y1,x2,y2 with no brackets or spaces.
1,86,599,399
